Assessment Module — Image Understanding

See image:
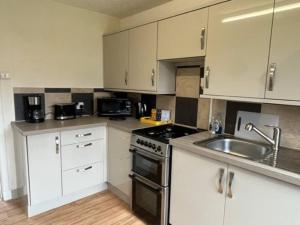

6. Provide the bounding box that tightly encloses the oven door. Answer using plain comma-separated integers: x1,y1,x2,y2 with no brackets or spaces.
129,147,169,186
129,173,169,225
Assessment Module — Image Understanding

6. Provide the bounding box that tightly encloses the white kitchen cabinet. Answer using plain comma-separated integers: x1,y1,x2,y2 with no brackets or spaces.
107,127,131,202
27,132,62,205
170,148,227,225
204,0,274,98
158,8,208,60
171,148,300,225
224,165,300,225
128,22,158,92
103,31,129,90
265,0,300,101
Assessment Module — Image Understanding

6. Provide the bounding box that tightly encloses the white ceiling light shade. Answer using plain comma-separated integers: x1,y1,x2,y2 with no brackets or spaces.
222,2,300,23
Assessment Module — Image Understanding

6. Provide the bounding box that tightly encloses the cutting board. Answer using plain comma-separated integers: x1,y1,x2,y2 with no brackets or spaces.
234,111,279,143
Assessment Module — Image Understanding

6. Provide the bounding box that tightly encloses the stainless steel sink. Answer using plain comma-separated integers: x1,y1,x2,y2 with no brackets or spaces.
194,135,273,161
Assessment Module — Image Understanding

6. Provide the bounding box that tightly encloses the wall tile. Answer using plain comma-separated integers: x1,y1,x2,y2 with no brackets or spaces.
156,95,176,121
13,87,44,94
261,104,300,150
175,97,198,127
176,67,200,98
45,88,71,93
14,93,45,121
225,101,261,134
72,93,94,115
141,94,156,116
211,99,227,130
45,93,72,119
71,88,93,93
197,98,210,130
93,92,112,113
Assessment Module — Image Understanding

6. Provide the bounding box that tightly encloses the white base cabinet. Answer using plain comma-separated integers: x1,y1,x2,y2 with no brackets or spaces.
224,165,300,225
16,126,107,217
27,132,62,205
170,148,300,225
170,148,227,225
107,127,131,202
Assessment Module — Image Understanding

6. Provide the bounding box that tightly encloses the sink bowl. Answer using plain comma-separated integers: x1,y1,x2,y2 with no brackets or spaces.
194,136,273,161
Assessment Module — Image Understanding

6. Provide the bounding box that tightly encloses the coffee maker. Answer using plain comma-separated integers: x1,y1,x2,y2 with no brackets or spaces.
24,95,45,123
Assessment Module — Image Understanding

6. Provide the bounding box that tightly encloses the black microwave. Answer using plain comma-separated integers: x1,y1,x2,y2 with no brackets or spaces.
97,98,132,117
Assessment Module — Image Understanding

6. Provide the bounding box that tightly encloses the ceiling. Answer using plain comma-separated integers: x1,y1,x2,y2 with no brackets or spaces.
54,0,173,18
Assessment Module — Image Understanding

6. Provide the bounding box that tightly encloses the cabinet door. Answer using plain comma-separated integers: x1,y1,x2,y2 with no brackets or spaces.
266,0,300,101
27,133,62,205
170,148,227,225
158,8,208,60
129,23,157,92
204,0,274,98
103,31,129,89
108,127,131,197
224,166,300,225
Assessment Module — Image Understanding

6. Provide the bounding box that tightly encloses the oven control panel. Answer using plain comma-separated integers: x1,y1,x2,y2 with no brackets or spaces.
130,135,170,157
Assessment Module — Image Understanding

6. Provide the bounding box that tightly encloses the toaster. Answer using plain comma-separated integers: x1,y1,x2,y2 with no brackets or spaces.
54,103,76,120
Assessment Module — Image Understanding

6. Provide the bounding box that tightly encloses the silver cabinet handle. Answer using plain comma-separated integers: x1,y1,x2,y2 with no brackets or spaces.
227,171,234,198
55,136,60,154
75,133,92,138
151,69,155,86
125,70,128,86
268,63,276,91
76,143,93,148
218,168,225,194
204,66,210,89
76,166,93,173
200,28,206,50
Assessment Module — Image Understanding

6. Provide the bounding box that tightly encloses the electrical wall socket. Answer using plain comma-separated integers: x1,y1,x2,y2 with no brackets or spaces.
0,72,11,80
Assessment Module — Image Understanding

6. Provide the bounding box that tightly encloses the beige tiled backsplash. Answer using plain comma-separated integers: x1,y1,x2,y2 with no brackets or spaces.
261,104,300,150
156,95,176,121
45,93,72,119
176,67,200,98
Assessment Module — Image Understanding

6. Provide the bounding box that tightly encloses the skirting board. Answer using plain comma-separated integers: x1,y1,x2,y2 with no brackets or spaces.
27,183,107,217
2,187,25,201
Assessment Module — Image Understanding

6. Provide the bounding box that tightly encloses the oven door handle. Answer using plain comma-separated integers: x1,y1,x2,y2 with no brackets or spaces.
129,174,162,192
129,148,166,162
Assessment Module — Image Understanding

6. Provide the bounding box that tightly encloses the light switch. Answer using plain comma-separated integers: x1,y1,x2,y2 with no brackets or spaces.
0,72,11,80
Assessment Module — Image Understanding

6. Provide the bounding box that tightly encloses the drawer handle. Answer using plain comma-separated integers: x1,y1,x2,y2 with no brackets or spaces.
76,143,93,148
84,166,93,171
76,166,93,173
76,133,92,138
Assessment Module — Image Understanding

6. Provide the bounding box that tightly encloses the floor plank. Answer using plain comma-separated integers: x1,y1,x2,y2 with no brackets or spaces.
0,191,146,225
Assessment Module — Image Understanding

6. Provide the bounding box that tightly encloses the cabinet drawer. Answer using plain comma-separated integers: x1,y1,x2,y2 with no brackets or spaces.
62,162,103,195
62,140,104,171
61,126,105,146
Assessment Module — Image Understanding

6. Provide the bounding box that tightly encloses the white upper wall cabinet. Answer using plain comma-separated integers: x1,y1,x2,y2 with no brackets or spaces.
128,22,158,92
265,0,300,101
103,31,129,90
158,8,208,60
204,0,274,98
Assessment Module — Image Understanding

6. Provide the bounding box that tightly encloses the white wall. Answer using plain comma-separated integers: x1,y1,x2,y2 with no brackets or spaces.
0,0,120,88
120,0,227,29
0,0,120,200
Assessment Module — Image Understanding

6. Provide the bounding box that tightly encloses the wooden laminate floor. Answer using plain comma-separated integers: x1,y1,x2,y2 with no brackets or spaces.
0,191,147,225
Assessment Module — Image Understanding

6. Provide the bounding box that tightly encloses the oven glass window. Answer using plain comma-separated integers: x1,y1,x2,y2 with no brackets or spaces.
133,178,161,225
133,152,162,185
